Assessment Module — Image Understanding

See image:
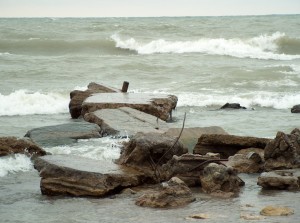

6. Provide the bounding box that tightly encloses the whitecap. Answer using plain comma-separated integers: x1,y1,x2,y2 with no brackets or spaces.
0,154,34,177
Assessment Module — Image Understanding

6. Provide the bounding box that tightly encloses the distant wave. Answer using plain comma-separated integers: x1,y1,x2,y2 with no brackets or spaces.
177,92,300,109
0,154,33,177
111,32,300,60
0,39,127,55
0,90,69,116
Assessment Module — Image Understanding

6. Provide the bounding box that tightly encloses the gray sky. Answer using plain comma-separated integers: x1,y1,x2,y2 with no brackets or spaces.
0,0,299,17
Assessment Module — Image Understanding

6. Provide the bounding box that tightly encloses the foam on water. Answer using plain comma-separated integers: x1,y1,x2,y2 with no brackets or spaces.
0,90,69,116
177,92,300,109
0,154,34,177
44,137,128,161
111,32,300,60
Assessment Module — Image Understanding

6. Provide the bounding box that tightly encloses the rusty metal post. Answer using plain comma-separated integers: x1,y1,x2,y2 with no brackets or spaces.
121,81,129,92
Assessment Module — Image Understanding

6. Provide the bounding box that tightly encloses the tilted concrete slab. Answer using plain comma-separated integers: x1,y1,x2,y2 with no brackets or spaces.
84,107,169,137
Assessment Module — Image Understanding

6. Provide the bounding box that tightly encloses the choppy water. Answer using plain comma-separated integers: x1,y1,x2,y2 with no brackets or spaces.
1,15,300,222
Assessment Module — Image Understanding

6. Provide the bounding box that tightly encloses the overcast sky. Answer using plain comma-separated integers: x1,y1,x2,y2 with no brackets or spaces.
0,0,299,17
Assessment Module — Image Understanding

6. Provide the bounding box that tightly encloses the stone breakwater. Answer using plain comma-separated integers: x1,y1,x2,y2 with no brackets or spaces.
1,82,299,216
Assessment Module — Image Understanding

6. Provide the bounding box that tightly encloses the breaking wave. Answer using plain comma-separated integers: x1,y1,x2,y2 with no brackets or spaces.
0,154,33,177
111,32,300,60
0,90,69,116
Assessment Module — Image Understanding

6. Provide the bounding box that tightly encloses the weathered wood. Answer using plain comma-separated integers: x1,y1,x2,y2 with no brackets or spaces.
121,81,129,92
81,93,177,121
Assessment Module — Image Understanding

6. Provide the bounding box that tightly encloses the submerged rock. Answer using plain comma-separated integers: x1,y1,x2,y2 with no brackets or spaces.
194,134,270,158
135,177,195,208
291,104,300,113
264,128,300,171
260,206,294,216
220,103,246,109
200,163,244,197
34,155,147,197
0,136,46,157
25,121,101,147
69,82,119,119
257,169,300,190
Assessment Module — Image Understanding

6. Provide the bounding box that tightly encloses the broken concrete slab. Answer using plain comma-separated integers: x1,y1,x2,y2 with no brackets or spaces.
84,107,169,137
81,93,177,121
193,134,271,158
164,126,228,152
25,121,101,147
34,155,147,197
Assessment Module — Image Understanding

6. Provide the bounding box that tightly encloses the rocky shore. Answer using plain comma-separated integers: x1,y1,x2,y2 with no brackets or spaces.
1,82,299,219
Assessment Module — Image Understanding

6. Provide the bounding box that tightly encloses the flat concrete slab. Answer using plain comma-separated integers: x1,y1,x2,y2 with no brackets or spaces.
34,155,145,197
84,107,169,137
81,93,178,121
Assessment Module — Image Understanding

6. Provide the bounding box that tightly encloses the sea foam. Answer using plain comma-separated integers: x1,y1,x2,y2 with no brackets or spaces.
0,90,69,116
111,32,300,60
177,92,300,109
0,154,34,177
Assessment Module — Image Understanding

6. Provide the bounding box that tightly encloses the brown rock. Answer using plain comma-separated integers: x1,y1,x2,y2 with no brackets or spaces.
34,155,146,197
200,163,244,196
135,177,195,208
161,153,224,186
227,152,263,173
116,132,187,181
194,134,270,158
260,206,294,216
69,82,118,119
0,137,46,157
81,93,177,121
264,129,300,171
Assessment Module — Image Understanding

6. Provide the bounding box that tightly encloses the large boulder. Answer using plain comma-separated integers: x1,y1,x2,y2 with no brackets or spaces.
257,169,300,190
116,132,187,181
25,121,101,147
194,134,270,158
0,136,46,157
34,155,147,197
81,93,177,121
264,128,300,171
69,82,118,119
84,107,169,137
291,104,300,113
135,177,195,208
200,163,244,197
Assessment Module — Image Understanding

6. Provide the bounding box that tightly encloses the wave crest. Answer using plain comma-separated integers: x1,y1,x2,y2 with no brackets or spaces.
111,32,300,60
0,90,69,116
0,154,33,177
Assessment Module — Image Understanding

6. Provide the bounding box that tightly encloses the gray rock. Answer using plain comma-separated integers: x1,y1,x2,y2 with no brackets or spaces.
34,155,146,197
227,151,263,173
84,107,169,137
220,103,246,109
257,169,300,190
25,121,101,147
